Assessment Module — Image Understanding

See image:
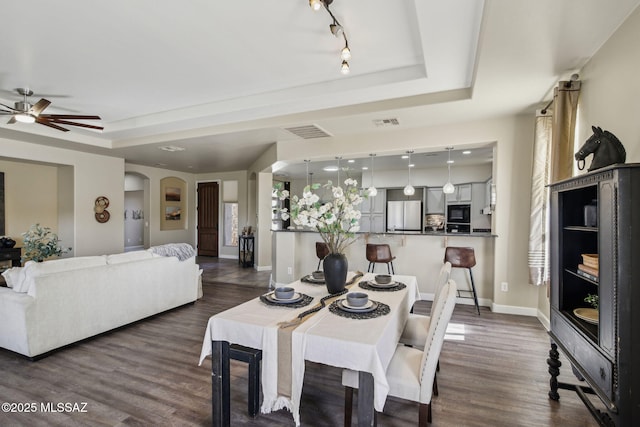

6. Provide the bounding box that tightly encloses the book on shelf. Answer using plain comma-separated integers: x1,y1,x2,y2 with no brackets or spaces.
576,267,599,282
581,253,599,269
578,263,599,277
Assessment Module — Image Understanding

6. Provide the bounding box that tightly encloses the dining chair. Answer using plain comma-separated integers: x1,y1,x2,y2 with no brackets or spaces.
315,242,330,270
342,279,458,426
399,261,452,348
366,243,396,274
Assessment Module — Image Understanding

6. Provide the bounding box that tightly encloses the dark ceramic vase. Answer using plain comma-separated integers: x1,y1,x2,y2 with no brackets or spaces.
323,253,348,294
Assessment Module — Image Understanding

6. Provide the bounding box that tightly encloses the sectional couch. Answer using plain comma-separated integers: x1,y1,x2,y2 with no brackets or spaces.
0,247,201,359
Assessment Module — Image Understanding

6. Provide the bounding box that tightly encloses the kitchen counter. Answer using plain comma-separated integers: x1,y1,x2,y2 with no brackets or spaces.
272,229,496,304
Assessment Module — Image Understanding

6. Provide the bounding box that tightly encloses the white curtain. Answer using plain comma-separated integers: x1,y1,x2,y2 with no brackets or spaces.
528,112,553,286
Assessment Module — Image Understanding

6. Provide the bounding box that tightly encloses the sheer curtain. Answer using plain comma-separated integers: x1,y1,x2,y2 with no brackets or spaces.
528,112,553,286
528,79,581,286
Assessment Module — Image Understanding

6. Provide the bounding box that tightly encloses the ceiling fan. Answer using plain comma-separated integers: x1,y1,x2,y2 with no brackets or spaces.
0,88,103,132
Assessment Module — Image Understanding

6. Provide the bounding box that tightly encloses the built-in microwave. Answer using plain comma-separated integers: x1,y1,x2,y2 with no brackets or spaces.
447,204,471,224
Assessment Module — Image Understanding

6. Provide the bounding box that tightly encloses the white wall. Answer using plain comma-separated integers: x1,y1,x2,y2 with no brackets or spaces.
0,139,125,256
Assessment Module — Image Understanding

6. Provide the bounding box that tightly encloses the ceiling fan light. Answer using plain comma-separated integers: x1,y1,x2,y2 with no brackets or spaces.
443,182,455,194
341,60,350,74
341,46,351,61
403,184,415,196
15,113,35,124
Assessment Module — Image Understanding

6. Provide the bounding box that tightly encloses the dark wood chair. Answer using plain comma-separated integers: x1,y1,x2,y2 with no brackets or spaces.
444,246,479,315
315,242,330,270
366,243,396,274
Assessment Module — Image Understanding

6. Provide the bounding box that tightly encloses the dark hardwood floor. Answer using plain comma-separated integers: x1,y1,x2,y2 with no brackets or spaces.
0,257,600,426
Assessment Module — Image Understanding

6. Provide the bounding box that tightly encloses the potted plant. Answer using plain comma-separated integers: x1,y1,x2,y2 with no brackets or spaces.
275,178,366,293
21,224,66,263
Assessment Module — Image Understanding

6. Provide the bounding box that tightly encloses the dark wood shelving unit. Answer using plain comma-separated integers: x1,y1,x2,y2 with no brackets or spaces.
548,164,640,426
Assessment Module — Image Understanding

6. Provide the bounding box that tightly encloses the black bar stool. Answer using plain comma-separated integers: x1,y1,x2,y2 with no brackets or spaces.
444,246,480,315
315,242,329,270
366,243,396,274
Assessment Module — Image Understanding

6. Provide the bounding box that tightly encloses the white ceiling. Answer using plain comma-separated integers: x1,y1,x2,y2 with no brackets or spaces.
0,0,638,174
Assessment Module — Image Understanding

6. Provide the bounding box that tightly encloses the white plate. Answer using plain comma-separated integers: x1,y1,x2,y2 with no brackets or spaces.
343,299,374,310
369,280,397,288
337,299,377,313
265,292,303,304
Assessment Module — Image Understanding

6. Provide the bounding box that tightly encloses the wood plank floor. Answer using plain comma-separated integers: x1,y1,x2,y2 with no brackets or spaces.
0,257,601,426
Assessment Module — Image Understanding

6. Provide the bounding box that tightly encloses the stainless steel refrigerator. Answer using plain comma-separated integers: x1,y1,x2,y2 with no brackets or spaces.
386,200,422,231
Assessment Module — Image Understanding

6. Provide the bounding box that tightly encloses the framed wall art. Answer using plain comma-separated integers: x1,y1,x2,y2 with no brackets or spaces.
160,177,187,230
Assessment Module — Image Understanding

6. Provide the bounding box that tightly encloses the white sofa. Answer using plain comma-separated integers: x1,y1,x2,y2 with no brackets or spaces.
0,247,201,358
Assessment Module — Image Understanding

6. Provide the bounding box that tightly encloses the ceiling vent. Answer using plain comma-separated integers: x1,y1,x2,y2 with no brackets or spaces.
284,124,332,139
373,118,400,127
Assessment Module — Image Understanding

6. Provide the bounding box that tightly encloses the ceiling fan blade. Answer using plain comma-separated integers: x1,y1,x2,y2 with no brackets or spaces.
39,114,101,120
35,117,69,132
0,102,18,112
7,116,17,124
44,119,104,131
30,98,51,115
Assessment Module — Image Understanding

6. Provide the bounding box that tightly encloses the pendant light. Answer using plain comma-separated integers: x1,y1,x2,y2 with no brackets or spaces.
403,151,415,196
305,159,311,187
367,153,377,197
336,156,342,186
443,147,455,194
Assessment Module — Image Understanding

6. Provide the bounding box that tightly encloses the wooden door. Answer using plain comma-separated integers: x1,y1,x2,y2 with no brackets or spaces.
197,182,219,256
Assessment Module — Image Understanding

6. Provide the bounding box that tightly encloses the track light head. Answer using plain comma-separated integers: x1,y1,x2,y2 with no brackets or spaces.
330,23,343,37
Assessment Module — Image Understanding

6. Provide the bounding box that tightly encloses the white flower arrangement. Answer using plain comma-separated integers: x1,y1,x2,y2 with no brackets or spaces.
274,178,366,254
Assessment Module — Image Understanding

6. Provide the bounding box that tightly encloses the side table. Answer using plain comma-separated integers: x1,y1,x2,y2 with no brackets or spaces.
239,235,254,268
0,247,21,267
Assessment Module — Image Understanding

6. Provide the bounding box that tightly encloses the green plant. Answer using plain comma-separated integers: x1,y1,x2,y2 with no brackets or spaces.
584,293,599,309
21,224,66,263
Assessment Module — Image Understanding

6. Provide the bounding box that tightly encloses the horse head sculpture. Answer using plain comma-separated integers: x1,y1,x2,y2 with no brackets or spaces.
575,126,626,172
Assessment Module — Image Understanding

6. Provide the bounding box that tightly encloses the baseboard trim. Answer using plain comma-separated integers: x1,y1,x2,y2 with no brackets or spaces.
255,265,272,272
218,254,237,260
491,302,538,317
537,309,550,330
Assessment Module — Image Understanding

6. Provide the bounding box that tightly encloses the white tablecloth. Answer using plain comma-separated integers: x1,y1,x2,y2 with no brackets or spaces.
199,273,419,425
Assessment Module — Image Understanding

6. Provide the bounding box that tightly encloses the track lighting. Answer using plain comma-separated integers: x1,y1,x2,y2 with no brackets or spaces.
309,0,323,11
341,60,350,74
308,0,351,75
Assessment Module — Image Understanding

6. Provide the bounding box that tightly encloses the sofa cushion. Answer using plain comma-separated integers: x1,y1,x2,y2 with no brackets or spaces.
15,256,107,293
106,251,154,264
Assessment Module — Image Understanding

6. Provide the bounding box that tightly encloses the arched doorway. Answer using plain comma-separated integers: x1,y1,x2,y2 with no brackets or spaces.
124,172,150,251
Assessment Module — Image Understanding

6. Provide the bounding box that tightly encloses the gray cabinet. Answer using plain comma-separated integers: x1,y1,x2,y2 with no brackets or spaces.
360,189,386,233
446,183,472,203
426,187,445,213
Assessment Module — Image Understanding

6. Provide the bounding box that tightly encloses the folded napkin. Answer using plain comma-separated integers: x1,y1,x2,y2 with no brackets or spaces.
261,272,364,426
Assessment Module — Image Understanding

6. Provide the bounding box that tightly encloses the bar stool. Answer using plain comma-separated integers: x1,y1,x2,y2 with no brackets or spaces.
315,242,330,270
366,243,396,274
444,246,480,315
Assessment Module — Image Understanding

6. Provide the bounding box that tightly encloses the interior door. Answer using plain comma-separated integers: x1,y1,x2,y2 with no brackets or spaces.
197,182,219,256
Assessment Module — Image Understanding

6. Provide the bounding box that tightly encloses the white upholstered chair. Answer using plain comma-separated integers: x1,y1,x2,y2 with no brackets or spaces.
342,279,458,426
399,261,452,348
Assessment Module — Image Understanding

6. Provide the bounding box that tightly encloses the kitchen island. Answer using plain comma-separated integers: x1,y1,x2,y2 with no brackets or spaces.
272,229,496,307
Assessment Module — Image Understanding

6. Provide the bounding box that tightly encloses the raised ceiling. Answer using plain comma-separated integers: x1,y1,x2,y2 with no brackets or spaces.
0,0,638,173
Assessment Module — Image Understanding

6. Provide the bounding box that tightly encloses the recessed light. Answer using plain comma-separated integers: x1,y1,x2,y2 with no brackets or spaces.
347,159,355,163
409,164,415,168
361,166,368,170
158,146,186,152
155,163,167,167
463,150,471,155
447,160,455,164
401,155,409,159
323,166,339,172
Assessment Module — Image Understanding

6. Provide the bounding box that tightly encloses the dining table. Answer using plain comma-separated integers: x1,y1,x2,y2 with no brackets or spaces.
199,271,420,427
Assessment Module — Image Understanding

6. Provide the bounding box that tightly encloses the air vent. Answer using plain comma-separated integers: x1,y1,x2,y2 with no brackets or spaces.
158,146,186,152
284,124,332,139
373,118,400,127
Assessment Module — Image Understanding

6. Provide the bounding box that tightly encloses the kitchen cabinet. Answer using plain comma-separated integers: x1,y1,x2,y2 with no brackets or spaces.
426,187,445,213
360,189,386,232
446,183,472,203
